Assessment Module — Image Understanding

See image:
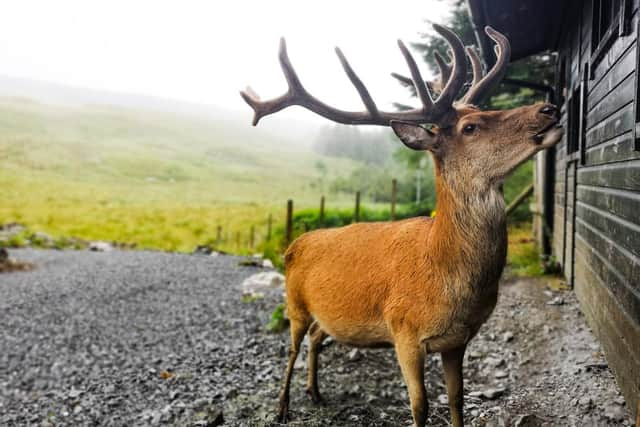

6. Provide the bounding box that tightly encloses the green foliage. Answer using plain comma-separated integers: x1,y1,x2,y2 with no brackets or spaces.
5,233,27,248
241,294,263,303
506,223,562,278
266,303,288,333
503,161,534,223
262,202,435,254
406,0,554,110
508,240,545,277
260,243,284,272
0,98,361,253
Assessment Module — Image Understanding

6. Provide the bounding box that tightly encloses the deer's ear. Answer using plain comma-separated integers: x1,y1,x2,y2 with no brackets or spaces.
390,121,439,151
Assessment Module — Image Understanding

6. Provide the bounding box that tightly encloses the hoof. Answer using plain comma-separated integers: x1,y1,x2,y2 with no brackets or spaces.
277,402,289,424
305,388,324,404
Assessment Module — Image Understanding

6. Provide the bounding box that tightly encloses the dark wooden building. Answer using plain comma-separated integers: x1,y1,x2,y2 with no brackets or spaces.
468,0,639,418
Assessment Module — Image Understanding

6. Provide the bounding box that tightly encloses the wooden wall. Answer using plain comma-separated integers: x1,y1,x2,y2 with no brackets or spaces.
553,0,640,415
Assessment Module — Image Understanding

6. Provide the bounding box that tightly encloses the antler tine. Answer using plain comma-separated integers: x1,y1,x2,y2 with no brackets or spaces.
240,38,304,126
397,40,434,110
463,26,511,105
335,47,380,118
465,46,483,87
432,24,468,110
433,51,452,89
390,72,414,87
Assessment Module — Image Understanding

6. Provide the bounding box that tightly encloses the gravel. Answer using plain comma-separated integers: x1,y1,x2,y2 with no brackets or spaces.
0,249,633,426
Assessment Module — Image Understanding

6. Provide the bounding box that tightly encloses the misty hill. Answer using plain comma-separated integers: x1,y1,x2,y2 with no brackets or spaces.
0,92,362,250
0,75,327,147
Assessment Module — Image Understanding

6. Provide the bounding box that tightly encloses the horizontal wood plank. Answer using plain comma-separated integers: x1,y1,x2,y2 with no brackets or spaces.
576,201,640,258
577,159,640,190
585,103,635,146
585,131,640,165
578,184,640,224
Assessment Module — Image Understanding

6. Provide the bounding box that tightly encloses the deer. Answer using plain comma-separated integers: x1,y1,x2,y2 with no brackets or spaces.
240,24,562,427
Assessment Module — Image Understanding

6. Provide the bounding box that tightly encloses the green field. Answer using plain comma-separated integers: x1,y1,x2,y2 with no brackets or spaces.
0,97,360,252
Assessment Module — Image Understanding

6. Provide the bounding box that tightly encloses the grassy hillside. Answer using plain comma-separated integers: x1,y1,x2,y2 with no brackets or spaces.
0,97,358,252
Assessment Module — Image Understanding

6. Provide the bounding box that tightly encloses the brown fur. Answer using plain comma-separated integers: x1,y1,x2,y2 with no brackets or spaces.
277,102,562,426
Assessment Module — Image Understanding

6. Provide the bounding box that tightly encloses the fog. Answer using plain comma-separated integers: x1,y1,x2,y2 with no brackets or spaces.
0,0,448,126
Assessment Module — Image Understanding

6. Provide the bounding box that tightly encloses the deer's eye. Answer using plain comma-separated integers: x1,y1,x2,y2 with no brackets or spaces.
462,124,477,135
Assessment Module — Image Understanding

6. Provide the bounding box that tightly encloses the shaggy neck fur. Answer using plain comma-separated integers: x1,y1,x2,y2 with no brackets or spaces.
428,169,508,298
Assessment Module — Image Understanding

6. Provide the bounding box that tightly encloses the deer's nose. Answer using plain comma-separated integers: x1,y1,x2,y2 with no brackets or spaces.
539,104,558,118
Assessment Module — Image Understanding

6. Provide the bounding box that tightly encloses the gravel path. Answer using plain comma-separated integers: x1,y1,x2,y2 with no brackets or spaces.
0,249,633,426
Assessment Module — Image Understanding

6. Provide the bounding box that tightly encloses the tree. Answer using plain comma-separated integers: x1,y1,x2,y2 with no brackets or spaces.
391,0,553,218
403,0,554,109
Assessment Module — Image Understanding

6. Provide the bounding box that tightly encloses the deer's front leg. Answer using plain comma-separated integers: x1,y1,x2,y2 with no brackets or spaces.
441,345,466,427
395,338,428,427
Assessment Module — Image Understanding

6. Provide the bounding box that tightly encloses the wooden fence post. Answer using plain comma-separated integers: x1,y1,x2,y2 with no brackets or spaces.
216,225,222,244
506,183,534,216
391,178,397,220
354,191,361,222
266,214,272,242
249,225,255,249
319,195,325,226
285,199,293,246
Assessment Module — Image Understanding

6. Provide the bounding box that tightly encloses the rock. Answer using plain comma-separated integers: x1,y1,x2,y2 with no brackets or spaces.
437,394,448,404
241,271,285,297
469,387,506,400
485,356,505,367
503,331,514,342
514,413,543,426
604,404,626,422
614,396,626,405
68,388,83,398
468,350,484,359
494,370,508,379
0,248,7,262
348,348,361,362
89,241,113,252
193,245,213,255
0,222,25,236
31,231,54,246
546,296,565,306
237,258,264,267
262,259,274,268
578,396,593,409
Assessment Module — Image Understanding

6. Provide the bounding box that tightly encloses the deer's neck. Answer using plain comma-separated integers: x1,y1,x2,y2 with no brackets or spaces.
428,177,508,290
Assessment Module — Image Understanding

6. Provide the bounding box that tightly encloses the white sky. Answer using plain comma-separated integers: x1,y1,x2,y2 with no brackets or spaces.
0,0,450,120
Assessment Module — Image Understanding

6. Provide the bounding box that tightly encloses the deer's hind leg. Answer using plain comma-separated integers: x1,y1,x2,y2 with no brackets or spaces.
306,320,328,403
277,314,311,423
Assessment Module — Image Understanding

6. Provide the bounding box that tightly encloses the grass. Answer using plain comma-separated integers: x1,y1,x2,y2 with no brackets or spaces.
506,222,546,277
0,96,545,268
0,97,359,252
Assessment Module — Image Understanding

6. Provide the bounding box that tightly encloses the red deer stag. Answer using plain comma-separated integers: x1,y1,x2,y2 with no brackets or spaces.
241,25,562,427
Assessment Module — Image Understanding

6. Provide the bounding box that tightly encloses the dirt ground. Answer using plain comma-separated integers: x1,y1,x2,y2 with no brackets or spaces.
0,250,634,426
231,275,634,426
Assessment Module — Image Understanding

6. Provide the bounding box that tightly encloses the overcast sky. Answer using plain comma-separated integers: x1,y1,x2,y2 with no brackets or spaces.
0,1,450,121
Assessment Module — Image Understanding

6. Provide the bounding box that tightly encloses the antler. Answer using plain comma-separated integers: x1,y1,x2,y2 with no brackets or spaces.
240,24,468,127
392,26,510,107
463,26,511,105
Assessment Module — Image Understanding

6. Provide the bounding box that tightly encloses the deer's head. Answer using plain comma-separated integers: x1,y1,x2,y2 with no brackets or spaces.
241,25,563,192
